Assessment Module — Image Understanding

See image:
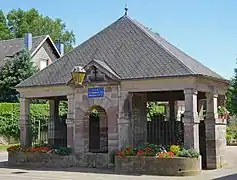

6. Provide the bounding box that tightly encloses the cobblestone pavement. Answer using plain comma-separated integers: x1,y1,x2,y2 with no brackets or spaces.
0,147,237,180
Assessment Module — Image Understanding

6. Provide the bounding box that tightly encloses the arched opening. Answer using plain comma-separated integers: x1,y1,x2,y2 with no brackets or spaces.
88,106,108,153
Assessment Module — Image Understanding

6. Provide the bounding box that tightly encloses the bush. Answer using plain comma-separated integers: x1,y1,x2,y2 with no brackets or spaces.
0,102,67,141
170,145,180,155
116,143,166,157
0,103,49,140
177,149,199,158
226,134,232,145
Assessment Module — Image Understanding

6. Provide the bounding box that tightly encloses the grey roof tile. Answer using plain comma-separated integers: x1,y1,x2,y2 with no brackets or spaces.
16,16,226,88
0,35,47,65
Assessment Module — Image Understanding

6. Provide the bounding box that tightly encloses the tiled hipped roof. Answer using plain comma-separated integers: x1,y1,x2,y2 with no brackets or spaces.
16,15,225,88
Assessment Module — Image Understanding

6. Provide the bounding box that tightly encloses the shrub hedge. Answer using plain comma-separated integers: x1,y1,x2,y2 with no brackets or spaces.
0,102,67,141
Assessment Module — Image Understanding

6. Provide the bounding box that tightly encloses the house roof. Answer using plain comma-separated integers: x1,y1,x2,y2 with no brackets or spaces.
16,15,227,88
0,35,61,67
0,35,46,59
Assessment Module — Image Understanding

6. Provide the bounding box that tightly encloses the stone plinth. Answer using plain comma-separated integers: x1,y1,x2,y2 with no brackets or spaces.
115,156,201,176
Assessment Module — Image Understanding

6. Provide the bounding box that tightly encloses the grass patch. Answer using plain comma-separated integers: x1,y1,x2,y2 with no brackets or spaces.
0,144,18,151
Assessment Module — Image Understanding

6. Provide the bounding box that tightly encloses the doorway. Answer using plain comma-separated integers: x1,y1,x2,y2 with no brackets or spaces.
88,106,108,153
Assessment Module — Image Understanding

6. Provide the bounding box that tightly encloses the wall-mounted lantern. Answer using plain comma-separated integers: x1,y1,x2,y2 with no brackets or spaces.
71,66,86,85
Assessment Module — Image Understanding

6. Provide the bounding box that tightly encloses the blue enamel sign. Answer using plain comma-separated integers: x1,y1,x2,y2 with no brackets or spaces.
88,87,104,98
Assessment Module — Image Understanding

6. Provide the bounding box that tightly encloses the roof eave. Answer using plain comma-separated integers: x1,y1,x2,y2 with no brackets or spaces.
30,35,61,58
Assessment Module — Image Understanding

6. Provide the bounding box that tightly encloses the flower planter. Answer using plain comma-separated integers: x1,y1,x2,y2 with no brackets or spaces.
115,156,201,176
8,151,111,169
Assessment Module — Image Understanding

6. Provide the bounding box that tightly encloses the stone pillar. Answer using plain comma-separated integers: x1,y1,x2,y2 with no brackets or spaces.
205,91,226,169
183,89,199,152
132,93,147,147
118,91,132,149
66,94,75,149
19,98,32,147
48,99,60,146
74,93,86,153
107,106,118,152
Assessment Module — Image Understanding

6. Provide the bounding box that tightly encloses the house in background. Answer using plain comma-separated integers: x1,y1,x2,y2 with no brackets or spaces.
0,33,64,70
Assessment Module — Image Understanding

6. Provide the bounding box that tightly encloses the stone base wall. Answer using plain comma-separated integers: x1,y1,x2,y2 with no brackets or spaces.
115,156,201,176
8,152,113,169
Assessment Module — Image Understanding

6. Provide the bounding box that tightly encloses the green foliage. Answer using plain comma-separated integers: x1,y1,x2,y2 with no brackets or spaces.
227,63,237,115
169,145,180,155
89,108,99,119
226,85,234,115
177,148,199,158
0,103,49,140
226,118,237,144
0,49,37,102
218,106,228,116
0,102,68,141
59,101,68,119
147,102,165,121
54,147,73,156
0,10,12,40
226,129,232,145
1,8,75,52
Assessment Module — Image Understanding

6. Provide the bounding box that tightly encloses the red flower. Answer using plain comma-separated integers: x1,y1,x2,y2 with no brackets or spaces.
117,151,125,157
136,150,145,156
157,151,175,159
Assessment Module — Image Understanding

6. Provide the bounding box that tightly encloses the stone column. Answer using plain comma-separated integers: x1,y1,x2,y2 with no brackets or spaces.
48,99,60,146
132,93,147,147
118,91,132,149
66,94,75,149
74,93,86,153
205,91,226,169
19,97,32,147
183,89,199,152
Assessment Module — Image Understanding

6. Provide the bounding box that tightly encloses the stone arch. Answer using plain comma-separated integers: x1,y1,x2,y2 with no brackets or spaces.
81,94,114,113
85,105,108,153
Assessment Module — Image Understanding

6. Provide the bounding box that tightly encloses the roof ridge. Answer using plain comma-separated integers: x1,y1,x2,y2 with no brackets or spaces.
158,36,221,76
32,16,127,74
0,35,48,42
125,16,195,74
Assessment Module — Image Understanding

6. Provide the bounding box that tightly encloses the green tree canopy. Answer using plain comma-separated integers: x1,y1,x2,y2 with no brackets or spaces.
0,8,75,52
0,49,37,102
226,60,237,115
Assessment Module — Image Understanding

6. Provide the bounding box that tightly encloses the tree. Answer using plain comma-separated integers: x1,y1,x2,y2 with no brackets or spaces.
0,10,12,40
0,8,75,52
226,60,237,115
0,49,37,102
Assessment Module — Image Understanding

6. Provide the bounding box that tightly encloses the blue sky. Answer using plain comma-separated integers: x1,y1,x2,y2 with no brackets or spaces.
1,0,237,79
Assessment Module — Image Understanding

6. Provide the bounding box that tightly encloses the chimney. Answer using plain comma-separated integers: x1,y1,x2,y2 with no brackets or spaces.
24,33,32,50
55,40,64,56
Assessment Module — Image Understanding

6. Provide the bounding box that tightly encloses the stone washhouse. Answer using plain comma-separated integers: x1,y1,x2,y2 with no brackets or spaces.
16,15,229,169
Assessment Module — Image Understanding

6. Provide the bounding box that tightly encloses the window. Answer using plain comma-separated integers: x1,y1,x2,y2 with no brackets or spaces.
39,59,48,70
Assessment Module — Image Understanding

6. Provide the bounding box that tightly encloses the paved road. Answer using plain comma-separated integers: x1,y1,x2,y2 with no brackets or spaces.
0,147,237,180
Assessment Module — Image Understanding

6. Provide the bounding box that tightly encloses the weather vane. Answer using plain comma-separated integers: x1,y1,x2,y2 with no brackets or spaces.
125,4,128,15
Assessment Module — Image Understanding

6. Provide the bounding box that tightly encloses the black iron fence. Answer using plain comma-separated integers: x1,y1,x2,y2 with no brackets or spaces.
31,119,49,146
147,113,184,147
31,118,67,147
